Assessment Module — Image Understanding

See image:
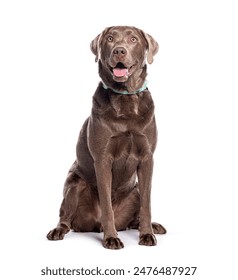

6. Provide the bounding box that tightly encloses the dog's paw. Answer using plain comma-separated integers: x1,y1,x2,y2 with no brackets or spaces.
46,226,69,241
152,222,167,234
103,237,124,249
139,233,157,246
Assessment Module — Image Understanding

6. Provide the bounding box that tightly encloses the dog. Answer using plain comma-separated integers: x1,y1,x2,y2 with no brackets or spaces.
47,26,166,249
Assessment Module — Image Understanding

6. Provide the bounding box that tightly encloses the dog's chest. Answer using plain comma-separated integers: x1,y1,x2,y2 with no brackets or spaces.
110,94,139,116
90,89,155,161
109,130,150,161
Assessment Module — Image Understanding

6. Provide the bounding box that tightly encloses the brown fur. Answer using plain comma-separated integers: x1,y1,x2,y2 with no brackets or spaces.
47,26,166,249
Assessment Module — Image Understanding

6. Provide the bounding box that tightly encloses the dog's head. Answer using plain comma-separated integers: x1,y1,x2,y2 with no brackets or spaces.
90,26,159,93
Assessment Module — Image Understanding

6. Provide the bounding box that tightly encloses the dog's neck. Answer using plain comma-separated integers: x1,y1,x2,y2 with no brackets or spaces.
101,80,148,95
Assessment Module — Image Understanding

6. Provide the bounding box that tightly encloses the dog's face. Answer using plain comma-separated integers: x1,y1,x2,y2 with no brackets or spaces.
91,26,159,84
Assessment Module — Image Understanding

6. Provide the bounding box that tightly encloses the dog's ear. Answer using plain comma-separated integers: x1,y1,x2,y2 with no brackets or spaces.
90,33,101,62
90,28,110,62
141,31,159,64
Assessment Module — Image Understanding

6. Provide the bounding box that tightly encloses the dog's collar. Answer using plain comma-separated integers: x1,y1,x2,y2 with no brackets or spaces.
102,81,148,95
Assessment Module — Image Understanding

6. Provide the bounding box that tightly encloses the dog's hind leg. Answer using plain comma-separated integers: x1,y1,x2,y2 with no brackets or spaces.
114,185,167,235
152,222,167,234
47,169,86,240
129,219,166,234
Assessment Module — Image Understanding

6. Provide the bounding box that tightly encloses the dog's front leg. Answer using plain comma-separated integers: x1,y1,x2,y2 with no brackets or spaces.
138,154,157,246
94,160,124,249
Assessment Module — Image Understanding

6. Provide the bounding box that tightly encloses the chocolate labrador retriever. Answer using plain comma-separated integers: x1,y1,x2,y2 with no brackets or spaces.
47,26,166,249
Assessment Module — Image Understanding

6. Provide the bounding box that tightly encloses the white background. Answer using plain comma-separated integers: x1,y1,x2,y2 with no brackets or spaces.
0,0,238,279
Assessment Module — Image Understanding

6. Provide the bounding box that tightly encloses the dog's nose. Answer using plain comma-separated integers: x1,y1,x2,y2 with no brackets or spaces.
113,47,127,56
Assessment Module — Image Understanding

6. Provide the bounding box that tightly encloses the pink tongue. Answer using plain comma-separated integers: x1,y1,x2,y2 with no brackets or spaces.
113,68,128,77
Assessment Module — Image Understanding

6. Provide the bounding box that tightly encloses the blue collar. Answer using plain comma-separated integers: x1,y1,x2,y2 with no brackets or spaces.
102,81,148,95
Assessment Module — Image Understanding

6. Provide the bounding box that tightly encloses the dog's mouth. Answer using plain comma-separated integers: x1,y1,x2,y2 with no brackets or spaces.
112,62,129,78
110,62,136,81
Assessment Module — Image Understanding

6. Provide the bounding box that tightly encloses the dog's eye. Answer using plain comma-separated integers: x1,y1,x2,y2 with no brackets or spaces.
107,36,113,42
131,37,137,43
